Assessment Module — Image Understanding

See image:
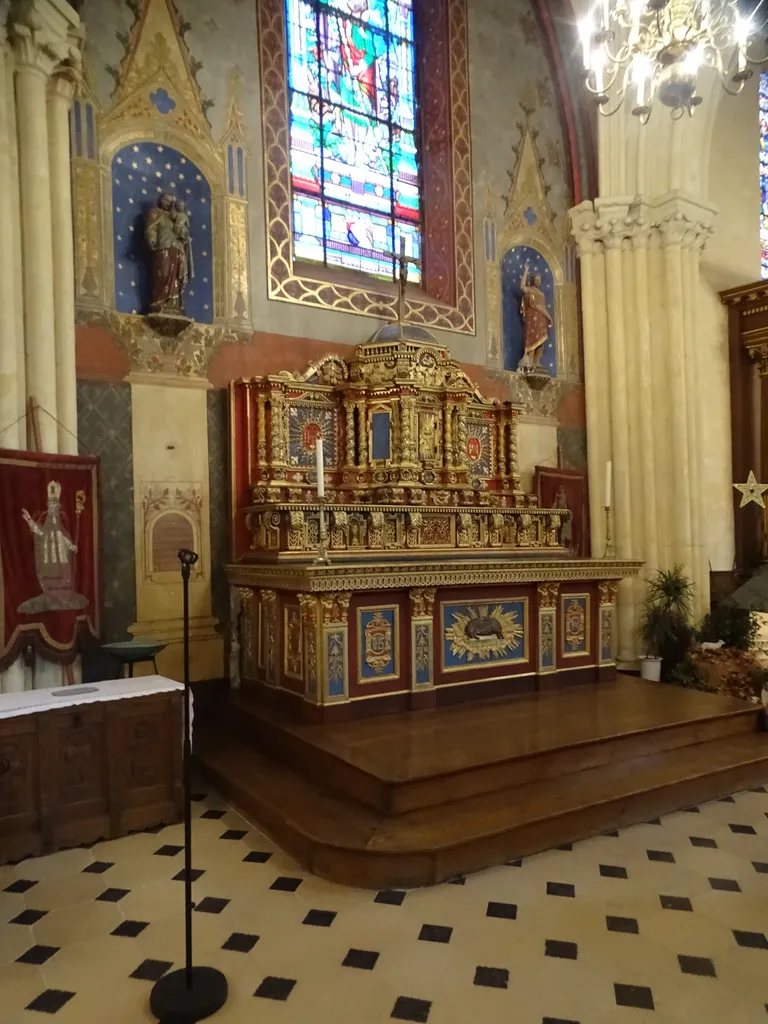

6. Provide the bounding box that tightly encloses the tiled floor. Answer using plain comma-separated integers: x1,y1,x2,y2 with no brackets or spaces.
3,788,768,1023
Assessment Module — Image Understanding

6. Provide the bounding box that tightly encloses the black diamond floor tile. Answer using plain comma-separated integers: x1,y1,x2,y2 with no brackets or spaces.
473,966,509,989
220,829,247,840
730,823,758,835
754,861,768,873
660,895,693,912
223,932,259,953
16,944,59,966
418,924,452,944
154,845,183,857
96,887,130,903
690,836,718,849
679,954,716,977
172,868,205,882
447,876,466,885
130,959,173,981
25,989,75,1014
599,864,628,879
190,792,207,802
546,881,575,898
3,879,38,894
200,809,226,819
647,817,662,825
614,983,654,1010
10,909,47,926
647,849,675,863
506,858,523,867
709,877,741,892
718,796,736,803
734,929,768,949
303,909,337,927
270,877,303,893
606,916,639,935
243,851,273,864
254,976,296,1001
194,897,230,915
82,861,114,874
604,830,620,837
683,806,700,813
751,785,767,793
557,843,573,851
375,889,406,906
486,901,517,920
542,1019,580,1024
546,939,578,960
143,825,164,834
343,948,379,970
391,996,431,1022
111,920,148,938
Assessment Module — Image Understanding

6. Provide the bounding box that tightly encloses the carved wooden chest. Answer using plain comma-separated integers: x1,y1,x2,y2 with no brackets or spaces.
0,681,183,864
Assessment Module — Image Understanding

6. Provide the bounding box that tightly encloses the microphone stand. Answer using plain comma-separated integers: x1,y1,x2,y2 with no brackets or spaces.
150,549,228,1023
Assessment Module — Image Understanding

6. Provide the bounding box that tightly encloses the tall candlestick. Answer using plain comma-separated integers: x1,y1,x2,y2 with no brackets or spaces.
316,437,325,498
604,460,612,509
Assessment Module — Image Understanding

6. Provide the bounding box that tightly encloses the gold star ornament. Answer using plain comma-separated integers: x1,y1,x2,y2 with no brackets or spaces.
733,470,768,508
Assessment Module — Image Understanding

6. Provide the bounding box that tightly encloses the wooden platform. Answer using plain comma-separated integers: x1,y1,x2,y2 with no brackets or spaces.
196,677,768,888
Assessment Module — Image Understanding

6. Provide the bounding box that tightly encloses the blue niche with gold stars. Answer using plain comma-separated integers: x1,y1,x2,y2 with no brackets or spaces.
501,244,557,376
111,141,214,323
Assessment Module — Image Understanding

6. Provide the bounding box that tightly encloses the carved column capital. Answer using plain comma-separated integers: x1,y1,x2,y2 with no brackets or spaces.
537,581,560,607
410,587,436,618
320,591,352,624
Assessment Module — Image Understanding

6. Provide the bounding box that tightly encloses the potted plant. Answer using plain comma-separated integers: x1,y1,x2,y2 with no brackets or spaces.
636,566,695,682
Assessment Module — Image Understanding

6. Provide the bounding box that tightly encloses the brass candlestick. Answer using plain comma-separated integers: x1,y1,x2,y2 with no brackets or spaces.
603,505,615,559
314,494,330,565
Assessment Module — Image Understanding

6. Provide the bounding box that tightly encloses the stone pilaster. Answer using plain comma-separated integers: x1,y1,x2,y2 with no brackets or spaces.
0,11,21,449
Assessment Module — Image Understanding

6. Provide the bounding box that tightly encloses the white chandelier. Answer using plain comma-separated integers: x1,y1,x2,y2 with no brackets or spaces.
580,1,766,120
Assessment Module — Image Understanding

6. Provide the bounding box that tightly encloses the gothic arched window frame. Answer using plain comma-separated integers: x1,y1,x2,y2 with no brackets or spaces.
258,0,475,333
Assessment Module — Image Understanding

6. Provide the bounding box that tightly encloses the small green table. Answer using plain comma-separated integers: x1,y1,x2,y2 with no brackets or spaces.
102,639,167,679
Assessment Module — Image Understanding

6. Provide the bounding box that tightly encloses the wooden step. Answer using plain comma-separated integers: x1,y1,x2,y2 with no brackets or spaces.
226,682,760,815
196,728,768,889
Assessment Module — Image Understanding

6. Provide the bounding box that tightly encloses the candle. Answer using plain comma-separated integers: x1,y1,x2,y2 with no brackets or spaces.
604,461,612,509
316,437,325,498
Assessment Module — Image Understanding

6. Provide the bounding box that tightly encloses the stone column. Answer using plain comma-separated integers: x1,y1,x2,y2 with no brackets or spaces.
11,15,67,453
0,19,20,448
48,66,79,455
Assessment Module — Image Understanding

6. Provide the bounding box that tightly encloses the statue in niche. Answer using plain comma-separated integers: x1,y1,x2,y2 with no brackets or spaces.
144,192,194,334
518,261,553,369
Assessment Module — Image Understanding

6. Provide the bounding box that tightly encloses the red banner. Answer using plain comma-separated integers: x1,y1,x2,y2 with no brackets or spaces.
0,450,99,669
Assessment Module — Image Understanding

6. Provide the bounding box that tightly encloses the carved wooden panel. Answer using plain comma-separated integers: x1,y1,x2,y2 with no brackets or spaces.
0,720,37,832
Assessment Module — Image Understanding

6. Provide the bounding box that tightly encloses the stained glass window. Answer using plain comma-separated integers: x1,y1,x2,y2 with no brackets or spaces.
286,0,422,283
761,72,768,278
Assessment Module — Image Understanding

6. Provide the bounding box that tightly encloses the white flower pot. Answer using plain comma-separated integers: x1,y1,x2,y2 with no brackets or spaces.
640,656,662,682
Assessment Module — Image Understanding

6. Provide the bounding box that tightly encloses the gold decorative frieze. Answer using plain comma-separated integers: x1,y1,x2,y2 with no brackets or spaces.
229,558,644,595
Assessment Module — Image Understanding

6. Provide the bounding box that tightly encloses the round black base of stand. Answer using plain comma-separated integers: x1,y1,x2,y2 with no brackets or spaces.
150,966,228,1023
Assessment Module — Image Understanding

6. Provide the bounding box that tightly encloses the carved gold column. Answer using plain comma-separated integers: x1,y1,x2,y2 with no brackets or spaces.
444,401,453,467
537,582,559,674
48,60,80,455
256,391,267,464
298,593,320,702
496,416,506,479
454,402,468,469
12,14,65,452
0,20,21,447
344,398,356,467
269,388,287,467
357,400,368,466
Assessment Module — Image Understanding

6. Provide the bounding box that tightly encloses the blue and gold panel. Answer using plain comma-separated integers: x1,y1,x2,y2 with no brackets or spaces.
561,594,590,658
283,604,302,681
288,405,338,468
326,628,347,699
357,605,400,683
539,609,556,673
441,599,528,673
412,621,433,688
600,606,615,664
370,410,391,461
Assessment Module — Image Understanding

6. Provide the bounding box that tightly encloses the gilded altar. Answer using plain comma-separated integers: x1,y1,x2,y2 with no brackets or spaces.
228,328,642,720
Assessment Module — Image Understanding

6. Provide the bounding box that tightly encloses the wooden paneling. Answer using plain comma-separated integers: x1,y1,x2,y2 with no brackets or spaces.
0,692,183,865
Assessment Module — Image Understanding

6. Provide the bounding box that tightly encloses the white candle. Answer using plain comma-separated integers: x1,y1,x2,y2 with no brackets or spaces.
604,461,612,508
316,437,325,498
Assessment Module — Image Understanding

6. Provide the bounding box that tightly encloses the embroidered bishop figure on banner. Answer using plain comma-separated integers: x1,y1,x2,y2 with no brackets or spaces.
0,450,99,671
